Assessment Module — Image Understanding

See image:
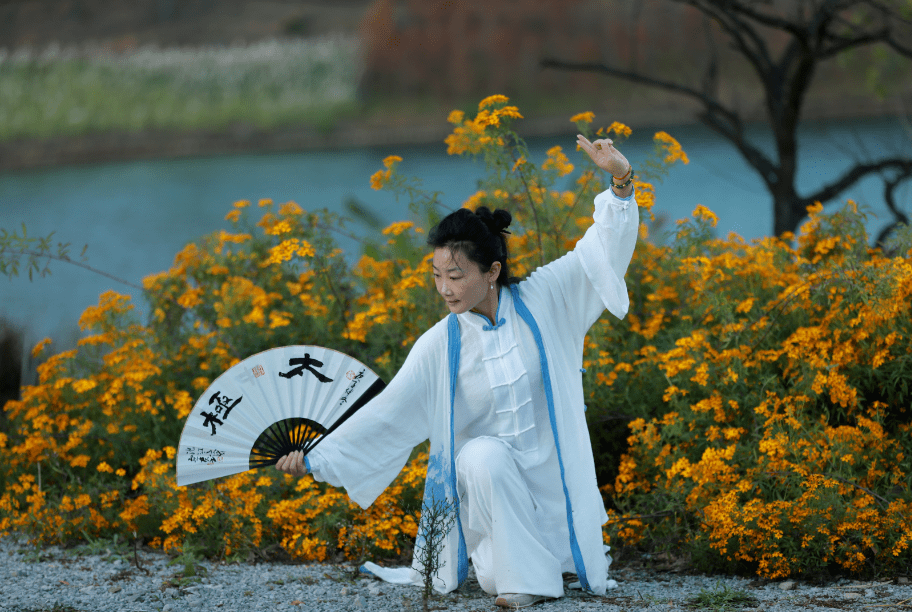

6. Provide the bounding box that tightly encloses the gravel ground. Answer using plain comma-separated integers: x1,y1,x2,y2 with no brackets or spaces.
1,536,909,612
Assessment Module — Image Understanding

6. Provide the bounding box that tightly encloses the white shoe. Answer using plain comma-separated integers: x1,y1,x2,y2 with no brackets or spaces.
494,593,549,608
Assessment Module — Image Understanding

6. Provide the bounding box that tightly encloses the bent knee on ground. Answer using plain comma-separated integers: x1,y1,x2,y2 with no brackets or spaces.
456,436,518,486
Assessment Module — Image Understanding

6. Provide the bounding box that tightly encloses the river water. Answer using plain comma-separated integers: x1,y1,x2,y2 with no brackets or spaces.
1,116,908,345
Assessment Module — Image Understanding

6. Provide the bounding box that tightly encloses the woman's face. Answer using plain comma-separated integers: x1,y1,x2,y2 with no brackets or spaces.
432,248,498,315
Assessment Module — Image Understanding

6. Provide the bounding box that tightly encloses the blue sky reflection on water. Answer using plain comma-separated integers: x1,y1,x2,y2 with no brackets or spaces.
1,116,909,344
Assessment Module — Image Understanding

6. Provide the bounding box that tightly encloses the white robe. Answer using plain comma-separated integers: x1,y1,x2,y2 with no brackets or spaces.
307,188,638,595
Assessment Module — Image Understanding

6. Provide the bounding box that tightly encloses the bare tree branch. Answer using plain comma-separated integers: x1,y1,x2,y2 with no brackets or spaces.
684,0,776,76
884,35,912,58
539,58,776,178
803,158,912,205
3,249,144,292
542,0,912,236
875,166,912,246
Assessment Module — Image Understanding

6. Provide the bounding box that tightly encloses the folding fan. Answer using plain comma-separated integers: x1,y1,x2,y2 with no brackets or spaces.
176,345,385,487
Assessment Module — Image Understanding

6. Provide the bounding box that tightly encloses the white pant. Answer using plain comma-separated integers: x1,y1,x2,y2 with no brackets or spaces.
455,436,564,597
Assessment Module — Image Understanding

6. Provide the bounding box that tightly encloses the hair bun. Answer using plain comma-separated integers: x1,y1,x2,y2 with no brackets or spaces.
476,206,512,234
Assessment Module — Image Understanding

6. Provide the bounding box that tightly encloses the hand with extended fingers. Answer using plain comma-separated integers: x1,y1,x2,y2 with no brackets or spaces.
275,450,307,477
576,134,634,196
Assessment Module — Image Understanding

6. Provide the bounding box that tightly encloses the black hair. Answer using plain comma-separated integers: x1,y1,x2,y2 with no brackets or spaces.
426,206,518,286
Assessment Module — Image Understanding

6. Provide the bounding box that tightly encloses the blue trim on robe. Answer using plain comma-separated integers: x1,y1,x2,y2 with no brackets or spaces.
447,313,470,584
509,284,590,591
470,285,507,331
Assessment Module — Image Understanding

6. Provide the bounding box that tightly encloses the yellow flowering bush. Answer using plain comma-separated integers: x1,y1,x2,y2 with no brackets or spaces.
596,203,912,578
2,96,909,579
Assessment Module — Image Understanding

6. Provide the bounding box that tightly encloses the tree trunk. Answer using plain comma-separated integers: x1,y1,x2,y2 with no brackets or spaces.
772,191,808,237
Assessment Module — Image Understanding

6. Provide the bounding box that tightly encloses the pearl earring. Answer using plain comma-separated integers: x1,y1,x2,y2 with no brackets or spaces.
490,284,494,290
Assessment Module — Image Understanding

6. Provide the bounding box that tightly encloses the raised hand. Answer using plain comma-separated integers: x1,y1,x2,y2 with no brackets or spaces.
576,134,631,181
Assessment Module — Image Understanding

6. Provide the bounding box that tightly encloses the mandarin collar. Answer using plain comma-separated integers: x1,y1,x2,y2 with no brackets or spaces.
459,285,508,331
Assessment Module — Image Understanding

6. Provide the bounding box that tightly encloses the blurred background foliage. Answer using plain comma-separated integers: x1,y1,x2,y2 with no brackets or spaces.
1,0,909,150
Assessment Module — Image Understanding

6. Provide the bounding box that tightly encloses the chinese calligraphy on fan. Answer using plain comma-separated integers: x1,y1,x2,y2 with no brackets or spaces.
184,447,225,465
339,368,365,404
199,390,242,435
279,354,334,383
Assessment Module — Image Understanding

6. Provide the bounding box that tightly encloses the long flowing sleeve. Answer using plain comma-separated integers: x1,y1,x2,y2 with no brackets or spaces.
575,189,639,320
305,324,445,508
521,188,639,342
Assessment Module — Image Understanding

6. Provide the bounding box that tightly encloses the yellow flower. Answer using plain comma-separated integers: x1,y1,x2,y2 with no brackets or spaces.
370,157,401,191
463,190,488,209
70,455,90,468
244,306,266,326
265,220,294,236
607,122,633,139
478,94,510,109
31,338,52,358
692,204,719,227
370,169,389,190
225,209,241,223
571,111,595,124
177,286,204,309
736,297,756,313
263,239,316,266
447,109,465,124
97,462,114,473
383,155,403,168
218,230,252,244
542,145,574,177
382,221,415,236
233,200,250,208
78,291,133,330
494,106,523,121
279,201,304,216
654,131,690,164
269,311,292,328
71,379,98,393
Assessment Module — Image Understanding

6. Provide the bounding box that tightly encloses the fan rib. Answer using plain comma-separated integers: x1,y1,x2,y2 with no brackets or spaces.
305,378,386,455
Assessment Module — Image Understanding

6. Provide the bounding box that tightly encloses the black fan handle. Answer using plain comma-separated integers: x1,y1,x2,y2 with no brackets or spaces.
305,377,386,455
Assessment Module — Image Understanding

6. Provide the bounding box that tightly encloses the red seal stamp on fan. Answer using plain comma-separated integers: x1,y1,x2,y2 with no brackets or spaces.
346,370,357,380
252,365,265,378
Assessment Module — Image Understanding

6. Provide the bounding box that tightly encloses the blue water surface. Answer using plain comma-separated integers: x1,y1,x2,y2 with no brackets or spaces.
1,116,908,343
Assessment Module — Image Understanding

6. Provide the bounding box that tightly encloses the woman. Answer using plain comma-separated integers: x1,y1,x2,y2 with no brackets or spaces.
276,134,638,608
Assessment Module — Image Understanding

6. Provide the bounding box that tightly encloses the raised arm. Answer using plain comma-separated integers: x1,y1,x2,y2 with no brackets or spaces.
518,136,639,342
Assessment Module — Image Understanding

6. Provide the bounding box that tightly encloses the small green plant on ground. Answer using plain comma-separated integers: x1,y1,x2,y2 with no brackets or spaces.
164,546,208,589
687,583,758,611
413,495,458,612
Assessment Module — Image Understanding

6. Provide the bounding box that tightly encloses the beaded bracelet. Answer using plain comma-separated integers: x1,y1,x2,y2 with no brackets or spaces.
612,166,633,189
612,165,632,181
